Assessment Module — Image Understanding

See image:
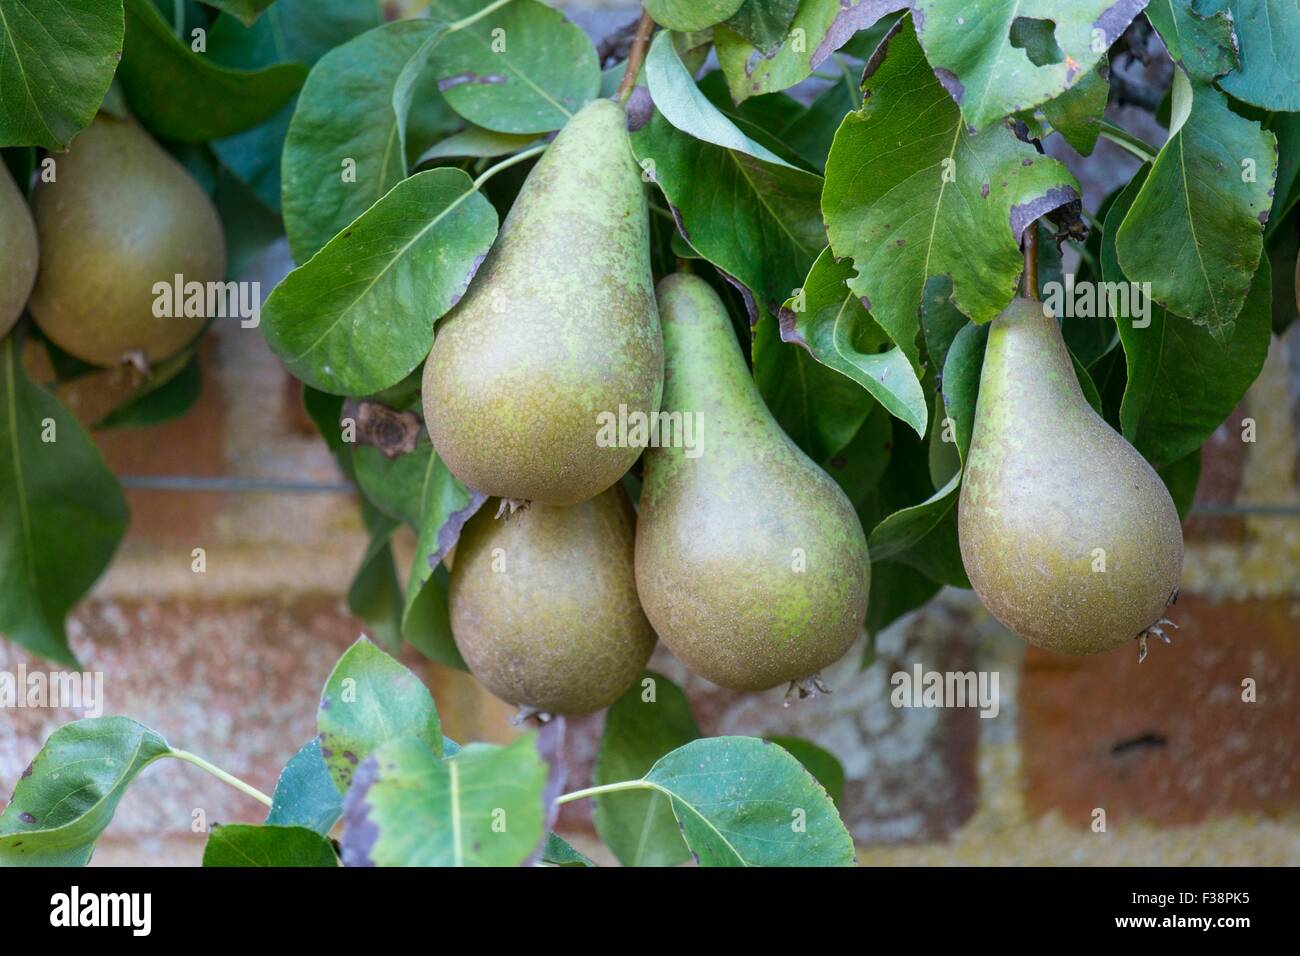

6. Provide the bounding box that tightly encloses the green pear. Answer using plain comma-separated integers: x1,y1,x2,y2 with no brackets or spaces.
449,484,656,716
423,98,662,505
634,274,870,692
28,115,225,367
958,297,1183,656
0,163,38,338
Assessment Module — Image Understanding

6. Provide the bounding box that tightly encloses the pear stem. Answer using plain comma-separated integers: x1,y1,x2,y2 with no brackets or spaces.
471,143,548,190
616,10,657,106
1023,221,1039,301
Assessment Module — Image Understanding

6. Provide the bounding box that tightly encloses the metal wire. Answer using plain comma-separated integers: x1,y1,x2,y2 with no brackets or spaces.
112,474,1300,517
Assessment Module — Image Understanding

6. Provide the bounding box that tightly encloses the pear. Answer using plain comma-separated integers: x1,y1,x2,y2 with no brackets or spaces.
28,115,225,368
634,274,870,692
0,163,38,338
958,297,1183,656
449,484,656,716
423,98,662,505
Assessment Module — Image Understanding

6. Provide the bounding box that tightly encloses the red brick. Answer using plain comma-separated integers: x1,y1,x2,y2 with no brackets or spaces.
1021,594,1300,825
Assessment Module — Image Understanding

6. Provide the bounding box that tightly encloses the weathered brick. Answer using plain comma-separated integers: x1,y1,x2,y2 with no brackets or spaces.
1021,594,1300,826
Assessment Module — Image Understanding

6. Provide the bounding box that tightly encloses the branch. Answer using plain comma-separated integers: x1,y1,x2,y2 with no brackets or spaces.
615,9,656,105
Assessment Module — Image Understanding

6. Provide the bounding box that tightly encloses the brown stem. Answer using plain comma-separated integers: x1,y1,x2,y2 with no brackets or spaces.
1022,222,1039,301
615,9,655,105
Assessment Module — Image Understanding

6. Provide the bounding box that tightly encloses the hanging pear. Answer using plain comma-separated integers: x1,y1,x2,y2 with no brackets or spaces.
28,115,225,367
958,297,1183,657
634,274,870,692
449,484,656,716
0,163,38,339
423,98,662,505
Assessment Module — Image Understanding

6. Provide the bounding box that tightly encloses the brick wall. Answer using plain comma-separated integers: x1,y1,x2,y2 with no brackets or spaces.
1,1,1297,867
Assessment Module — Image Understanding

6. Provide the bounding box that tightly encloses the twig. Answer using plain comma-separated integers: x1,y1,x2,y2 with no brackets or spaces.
616,9,656,105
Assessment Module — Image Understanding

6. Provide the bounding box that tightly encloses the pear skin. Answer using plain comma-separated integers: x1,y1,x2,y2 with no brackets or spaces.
449,484,656,715
0,163,38,338
958,297,1184,655
423,98,662,505
28,115,225,367
634,274,870,692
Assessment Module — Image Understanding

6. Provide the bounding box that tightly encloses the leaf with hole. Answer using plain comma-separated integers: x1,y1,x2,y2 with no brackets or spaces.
823,16,1078,372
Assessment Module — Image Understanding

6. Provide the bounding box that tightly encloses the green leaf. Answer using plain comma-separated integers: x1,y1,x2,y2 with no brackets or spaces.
715,0,907,103
824,16,1078,372
643,737,855,866
340,735,548,866
866,559,941,636
425,0,600,134
202,0,277,26
346,532,405,653
266,740,343,836
593,672,701,868
645,31,794,167
541,832,595,867
1213,0,1300,110
1,335,129,666
1042,56,1109,155
766,736,846,806
631,112,824,316
403,564,464,669
1115,71,1275,339
912,0,1145,130
118,0,306,143
281,19,443,263
1108,167,1273,469
263,167,498,396
418,126,541,162
1159,448,1202,520
208,0,383,211
317,637,442,793
868,472,961,561
0,717,170,865
725,0,802,50
647,0,744,31
779,247,927,435
0,0,123,149
358,434,485,666
753,310,872,462
940,321,990,465
1145,0,1237,81
203,824,338,867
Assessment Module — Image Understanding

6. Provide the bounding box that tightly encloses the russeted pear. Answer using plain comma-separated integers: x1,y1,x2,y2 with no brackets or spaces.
423,98,662,505
634,274,870,692
449,484,656,715
958,297,1183,656
0,163,38,338
28,115,225,367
